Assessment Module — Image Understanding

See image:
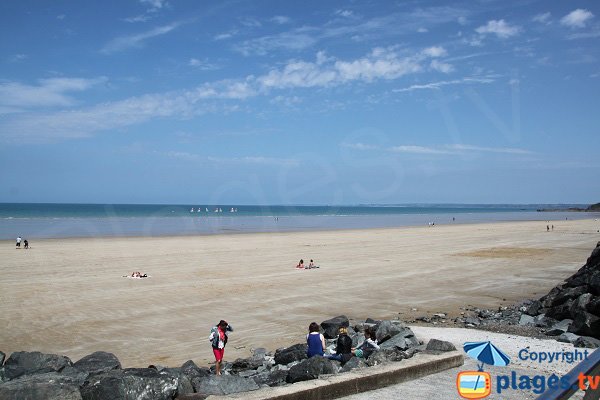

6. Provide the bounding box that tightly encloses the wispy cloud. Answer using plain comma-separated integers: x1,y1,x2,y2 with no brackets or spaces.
101,22,182,54
335,10,354,18
0,77,107,110
214,31,237,41
475,19,520,39
532,12,552,25
393,76,494,92
166,151,298,167
347,143,532,156
140,0,168,12
7,54,27,62
271,15,290,24
188,58,219,70
561,9,594,28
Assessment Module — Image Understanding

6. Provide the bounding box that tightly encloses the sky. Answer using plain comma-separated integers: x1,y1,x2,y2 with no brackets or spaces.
1,0,599,205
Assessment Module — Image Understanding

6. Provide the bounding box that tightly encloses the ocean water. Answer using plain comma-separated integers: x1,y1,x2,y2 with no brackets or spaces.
0,203,597,240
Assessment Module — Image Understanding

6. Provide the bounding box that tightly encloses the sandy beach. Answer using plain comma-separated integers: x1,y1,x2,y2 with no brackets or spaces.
1,218,599,368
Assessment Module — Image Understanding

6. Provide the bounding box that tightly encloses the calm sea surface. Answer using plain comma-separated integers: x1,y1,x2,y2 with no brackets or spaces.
0,203,597,239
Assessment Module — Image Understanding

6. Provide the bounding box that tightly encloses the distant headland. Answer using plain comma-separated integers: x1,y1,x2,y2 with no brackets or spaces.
537,202,600,212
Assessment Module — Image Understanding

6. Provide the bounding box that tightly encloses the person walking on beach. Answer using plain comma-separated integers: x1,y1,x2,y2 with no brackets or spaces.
23,239,29,249
209,320,233,376
16,236,21,248
306,322,326,358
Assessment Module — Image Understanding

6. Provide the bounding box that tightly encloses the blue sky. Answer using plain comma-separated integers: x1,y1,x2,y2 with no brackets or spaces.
1,0,599,205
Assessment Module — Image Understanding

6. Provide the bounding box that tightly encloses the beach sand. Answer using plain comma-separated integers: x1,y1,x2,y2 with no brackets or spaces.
1,219,599,368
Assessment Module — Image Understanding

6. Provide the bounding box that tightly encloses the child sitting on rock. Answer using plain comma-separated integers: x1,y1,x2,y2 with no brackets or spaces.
352,327,380,359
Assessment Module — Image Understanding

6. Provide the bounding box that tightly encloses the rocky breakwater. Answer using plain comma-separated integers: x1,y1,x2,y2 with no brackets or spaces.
0,316,440,400
520,241,600,347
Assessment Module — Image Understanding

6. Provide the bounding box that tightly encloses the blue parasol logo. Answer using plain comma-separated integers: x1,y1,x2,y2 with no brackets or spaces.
463,341,511,371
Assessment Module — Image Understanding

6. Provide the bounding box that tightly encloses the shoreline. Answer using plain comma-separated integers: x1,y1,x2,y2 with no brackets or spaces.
1,218,599,368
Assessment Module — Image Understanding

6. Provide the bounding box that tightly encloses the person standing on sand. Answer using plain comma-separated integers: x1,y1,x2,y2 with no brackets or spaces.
24,239,29,249
209,320,233,375
16,236,21,248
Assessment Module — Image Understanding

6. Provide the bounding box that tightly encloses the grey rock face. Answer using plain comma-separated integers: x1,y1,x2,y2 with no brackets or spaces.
73,351,121,375
192,374,259,395
0,372,83,400
2,351,73,381
80,368,178,400
274,343,307,365
320,315,349,339
425,339,456,352
286,356,337,384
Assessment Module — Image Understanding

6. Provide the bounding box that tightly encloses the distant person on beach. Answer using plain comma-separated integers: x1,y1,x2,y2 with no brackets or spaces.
325,326,352,364
547,225,550,232
308,259,314,269
23,239,29,249
209,320,233,375
296,259,304,269
306,322,326,358
16,236,21,248
352,328,380,359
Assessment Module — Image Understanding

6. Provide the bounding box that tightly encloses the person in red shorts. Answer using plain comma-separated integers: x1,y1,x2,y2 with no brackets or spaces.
208,320,233,375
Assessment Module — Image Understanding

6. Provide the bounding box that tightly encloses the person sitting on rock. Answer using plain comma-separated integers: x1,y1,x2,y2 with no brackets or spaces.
325,326,353,364
306,322,326,357
352,327,380,359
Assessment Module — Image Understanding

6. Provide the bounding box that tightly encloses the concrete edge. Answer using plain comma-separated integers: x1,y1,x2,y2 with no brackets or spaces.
205,350,464,400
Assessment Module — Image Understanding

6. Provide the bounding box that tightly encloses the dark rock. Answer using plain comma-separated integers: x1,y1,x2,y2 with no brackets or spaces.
378,328,419,351
557,332,580,344
551,287,587,307
286,356,337,384
366,347,418,367
191,374,259,395
160,367,194,396
545,299,574,321
80,368,178,400
2,351,72,381
575,336,600,349
250,348,267,362
0,372,82,400
231,357,262,374
73,351,121,375
352,333,365,348
425,339,456,352
375,320,405,343
524,300,542,316
588,271,600,295
464,317,481,326
546,319,573,336
274,343,307,365
320,316,349,339
354,323,376,333
587,297,600,315
180,360,210,380
340,357,367,373
252,369,288,387
365,318,380,324
569,311,600,337
535,315,558,328
0,351,4,366
541,286,563,308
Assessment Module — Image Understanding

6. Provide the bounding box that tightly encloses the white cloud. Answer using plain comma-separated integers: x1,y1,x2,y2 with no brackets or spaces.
417,27,428,33
235,31,318,56
388,144,531,155
475,19,520,38
422,46,447,57
8,54,27,62
57,14,66,20
271,16,290,24
393,76,494,92
101,22,181,54
341,142,379,150
390,145,450,155
532,12,551,25
140,0,168,11
239,17,262,28
0,77,107,110
335,10,354,18
430,59,454,73
561,9,594,28
125,14,151,23
188,58,219,70
214,31,237,41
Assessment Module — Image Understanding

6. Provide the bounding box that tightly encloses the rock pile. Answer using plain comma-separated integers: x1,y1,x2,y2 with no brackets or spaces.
0,316,425,400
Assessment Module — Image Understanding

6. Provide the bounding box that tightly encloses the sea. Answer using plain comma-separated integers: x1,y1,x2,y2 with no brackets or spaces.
1,203,598,240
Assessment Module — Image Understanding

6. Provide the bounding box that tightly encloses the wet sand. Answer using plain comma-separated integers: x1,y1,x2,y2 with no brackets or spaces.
1,219,599,367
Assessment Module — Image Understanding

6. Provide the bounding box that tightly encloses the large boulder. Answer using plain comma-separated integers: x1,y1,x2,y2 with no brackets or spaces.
2,351,72,381
157,367,194,396
575,336,600,349
80,368,178,400
252,369,288,387
340,357,367,373
426,339,456,352
320,316,349,339
569,311,600,337
286,356,338,384
191,374,259,395
180,360,210,380
274,344,307,365
378,327,419,351
546,319,573,336
0,372,82,400
73,351,121,375
375,320,405,343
